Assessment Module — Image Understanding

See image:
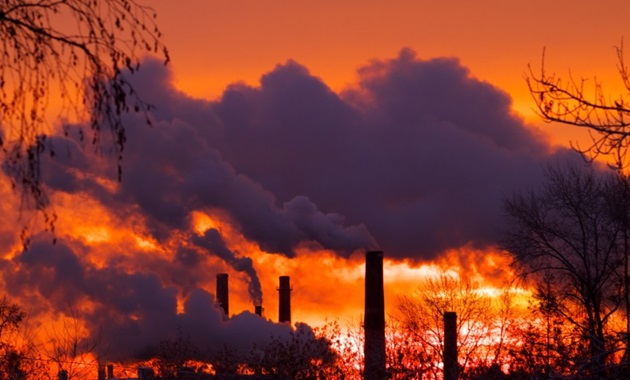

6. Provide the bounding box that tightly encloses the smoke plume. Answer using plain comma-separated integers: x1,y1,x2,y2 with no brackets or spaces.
191,228,263,306
0,48,586,362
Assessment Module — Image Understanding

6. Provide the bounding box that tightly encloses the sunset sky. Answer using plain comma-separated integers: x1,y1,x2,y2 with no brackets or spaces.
2,0,630,365
152,0,630,145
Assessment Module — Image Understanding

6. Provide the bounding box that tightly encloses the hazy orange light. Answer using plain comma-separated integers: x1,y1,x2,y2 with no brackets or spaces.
191,210,219,235
134,235,159,251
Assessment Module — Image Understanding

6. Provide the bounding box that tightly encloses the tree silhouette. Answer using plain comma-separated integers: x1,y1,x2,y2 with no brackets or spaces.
527,43,630,169
0,0,168,232
43,309,102,380
0,297,28,379
395,273,517,379
502,163,630,377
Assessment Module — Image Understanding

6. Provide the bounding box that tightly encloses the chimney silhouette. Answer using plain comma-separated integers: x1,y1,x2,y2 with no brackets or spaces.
216,273,229,316
98,364,105,380
444,312,458,380
364,250,386,380
278,276,291,323
255,305,263,317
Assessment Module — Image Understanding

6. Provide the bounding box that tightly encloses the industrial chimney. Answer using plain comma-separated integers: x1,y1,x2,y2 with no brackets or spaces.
444,312,458,380
216,273,229,316
364,250,386,380
278,276,291,324
255,305,263,317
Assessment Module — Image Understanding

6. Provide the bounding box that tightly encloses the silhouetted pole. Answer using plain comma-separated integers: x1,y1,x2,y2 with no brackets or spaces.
216,273,229,316
444,311,458,380
364,250,386,380
98,364,106,380
278,276,292,323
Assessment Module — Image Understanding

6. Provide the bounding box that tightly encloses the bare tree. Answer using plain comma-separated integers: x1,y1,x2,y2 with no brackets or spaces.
0,297,49,380
0,0,168,236
502,163,629,377
396,274,498,379
0,297,32,379
509,273,592,378
43,309,102,380
526,43,630,169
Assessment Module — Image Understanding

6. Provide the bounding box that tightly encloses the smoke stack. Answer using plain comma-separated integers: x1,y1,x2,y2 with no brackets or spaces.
444,312,458,380
216,273,229,316
278,276,291,323
57,370,68,380
107,364,114,379
364,250,386,380
255,305,263,317
98,364,106,380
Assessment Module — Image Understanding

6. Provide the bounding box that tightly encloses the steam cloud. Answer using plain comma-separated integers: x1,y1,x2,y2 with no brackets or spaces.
191,229,263,306
0,48,583,360
3,237,293,360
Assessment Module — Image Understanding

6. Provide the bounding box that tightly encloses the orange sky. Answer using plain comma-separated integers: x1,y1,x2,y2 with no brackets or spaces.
3,1,630,368
152,0,630,146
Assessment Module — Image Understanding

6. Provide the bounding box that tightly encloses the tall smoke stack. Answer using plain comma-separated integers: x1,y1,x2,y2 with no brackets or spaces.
444,312,458,380
255,305,263,317
364,250,386,380
216,273,229,317
278,276,291,323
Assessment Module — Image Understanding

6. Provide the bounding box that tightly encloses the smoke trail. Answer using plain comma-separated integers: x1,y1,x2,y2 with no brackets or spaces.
191,228,263,306
282,195,378,255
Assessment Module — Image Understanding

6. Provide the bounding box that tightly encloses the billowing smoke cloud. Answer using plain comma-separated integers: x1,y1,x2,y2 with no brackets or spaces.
0,48,584,361
39,112,376,259
116,48,577,260
192,229,263,306
2,237,292,360
37,48,578,262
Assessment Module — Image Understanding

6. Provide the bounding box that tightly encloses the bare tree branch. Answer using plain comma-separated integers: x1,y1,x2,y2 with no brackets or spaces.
0,0,168,246
526,42,630,169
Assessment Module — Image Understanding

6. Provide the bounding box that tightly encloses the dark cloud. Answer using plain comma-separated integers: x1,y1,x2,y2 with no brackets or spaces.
0,48,588,360
2,237,292,361
151,48,571,259
38,48,579,261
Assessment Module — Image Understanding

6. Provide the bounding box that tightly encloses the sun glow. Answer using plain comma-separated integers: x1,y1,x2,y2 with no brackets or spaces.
191,210,220,234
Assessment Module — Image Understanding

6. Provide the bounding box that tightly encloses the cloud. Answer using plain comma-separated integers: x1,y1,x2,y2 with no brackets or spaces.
39,48,580,261
191,228,263,306
135,48,572,259
2,237,293,361
0,48,587,361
